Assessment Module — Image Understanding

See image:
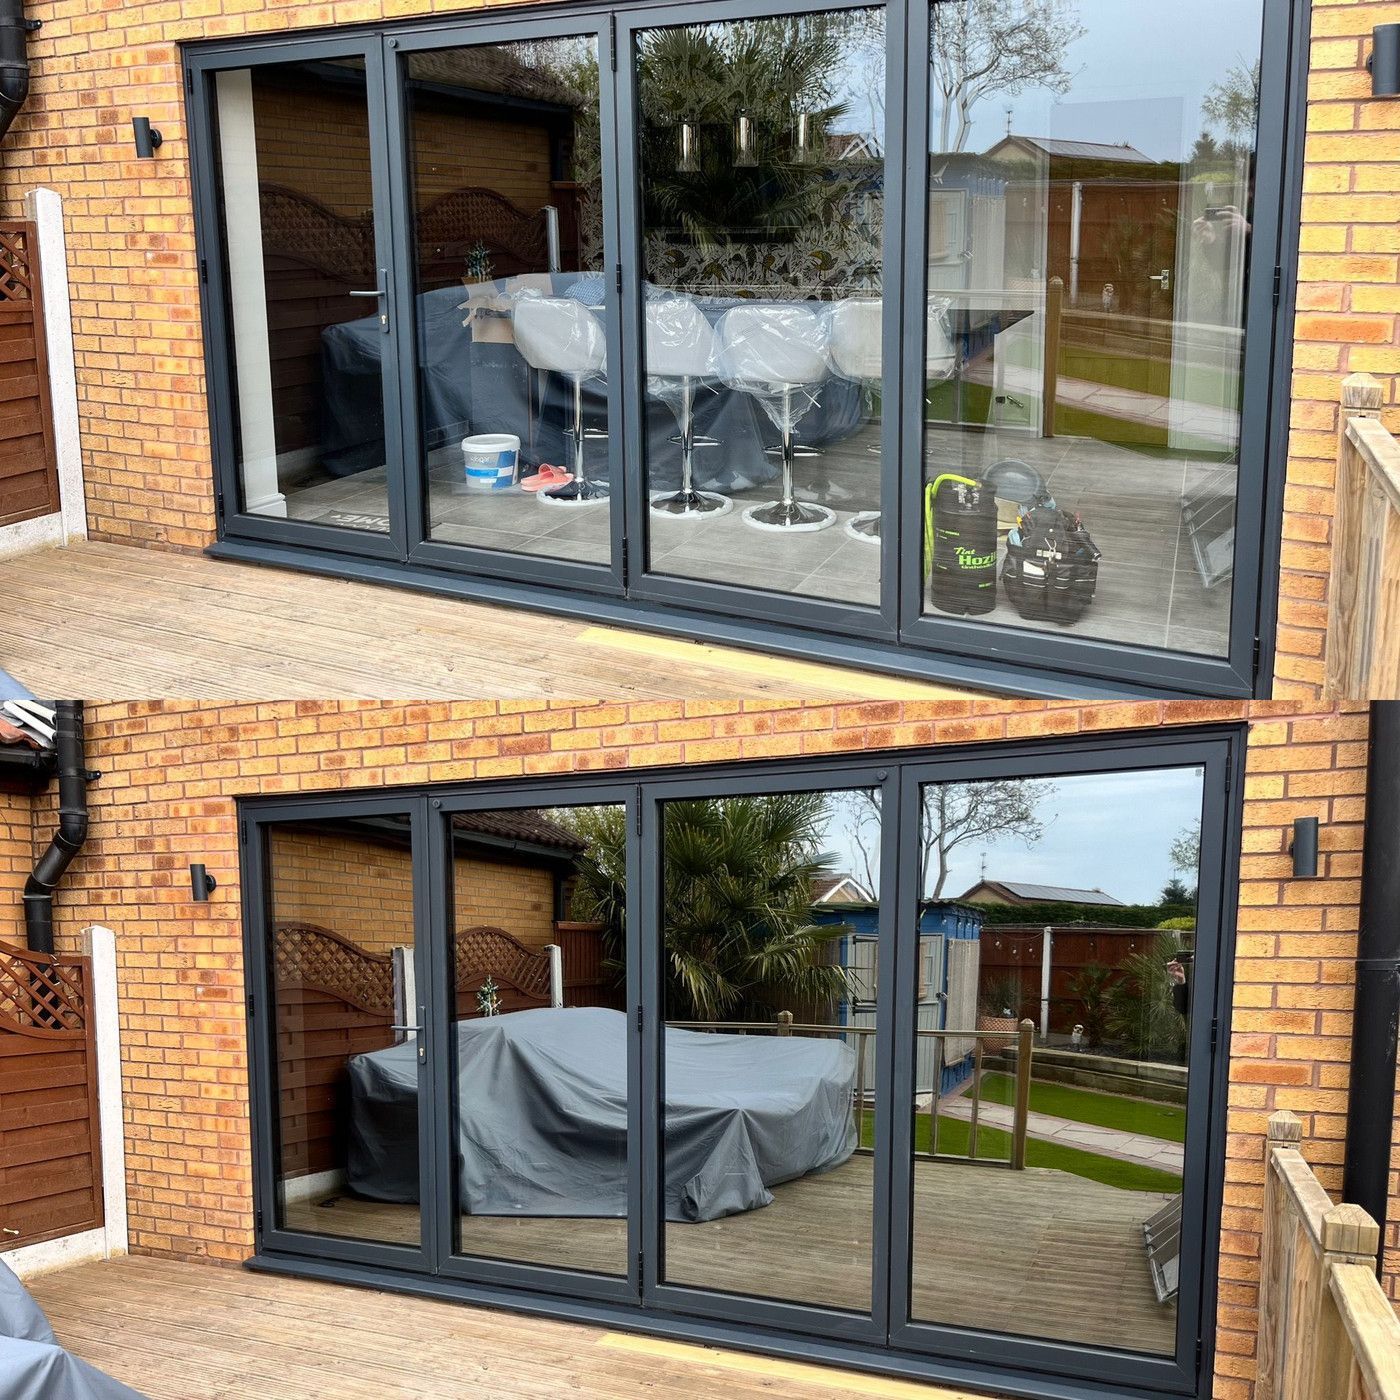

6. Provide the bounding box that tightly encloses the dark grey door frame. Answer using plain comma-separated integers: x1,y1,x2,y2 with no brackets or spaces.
240,792,437,1273
188,34,413,563
239,722,1244,1399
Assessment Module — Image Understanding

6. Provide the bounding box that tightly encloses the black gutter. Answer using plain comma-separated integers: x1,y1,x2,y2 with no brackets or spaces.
22,701,90,956
0,0,37,149
1343,701,1400,1265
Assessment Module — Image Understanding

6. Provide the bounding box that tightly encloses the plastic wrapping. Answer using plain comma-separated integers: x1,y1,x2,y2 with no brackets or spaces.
347,1006,856,1222
827,298,882,382
643,293,716,413
712,302,831,433
510,290,608,378
926,295,956,379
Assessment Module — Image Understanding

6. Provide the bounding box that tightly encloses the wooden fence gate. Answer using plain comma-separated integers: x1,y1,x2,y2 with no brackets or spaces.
0,222,60,529
0,940,105,1250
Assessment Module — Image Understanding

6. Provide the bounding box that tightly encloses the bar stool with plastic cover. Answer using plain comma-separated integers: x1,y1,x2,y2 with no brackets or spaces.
714,302,833,532
828,296,957,544
646,295,730,519
512,294,609,505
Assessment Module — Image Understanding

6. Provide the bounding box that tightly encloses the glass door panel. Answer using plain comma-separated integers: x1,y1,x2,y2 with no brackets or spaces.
261,811,425,1251
902,763,1207,1358
402,34,618,572
444,801,631,1278
655,785,884,1319
211,51,401,543
918,0,1265,659
632,7,889,608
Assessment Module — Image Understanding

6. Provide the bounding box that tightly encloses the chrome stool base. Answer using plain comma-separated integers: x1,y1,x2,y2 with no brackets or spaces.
651,489,732,519
845,511,880,544
742,498,835,533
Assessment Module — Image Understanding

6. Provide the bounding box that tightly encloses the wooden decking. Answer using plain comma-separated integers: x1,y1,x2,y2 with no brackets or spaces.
283,1156,1176,1356
0,540,968,700
30,1254,990,1400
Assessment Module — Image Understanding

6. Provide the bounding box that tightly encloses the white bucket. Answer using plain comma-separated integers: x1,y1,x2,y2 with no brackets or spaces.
461,433,520,491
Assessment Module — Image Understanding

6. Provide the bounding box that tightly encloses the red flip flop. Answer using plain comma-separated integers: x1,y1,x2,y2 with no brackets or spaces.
521,464,573,492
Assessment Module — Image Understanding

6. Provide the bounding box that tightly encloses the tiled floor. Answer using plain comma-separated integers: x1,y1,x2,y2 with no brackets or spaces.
271,424,1233,658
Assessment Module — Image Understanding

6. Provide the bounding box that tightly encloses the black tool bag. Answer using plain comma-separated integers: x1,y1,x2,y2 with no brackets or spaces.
1001,496,1101,624
927,475,998,616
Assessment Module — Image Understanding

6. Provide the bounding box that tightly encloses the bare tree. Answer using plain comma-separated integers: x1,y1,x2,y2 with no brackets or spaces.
931,0,1085,154
828,780,1053,900
1170,820,1201,876
922,779,1053,896
1202,59,1261,144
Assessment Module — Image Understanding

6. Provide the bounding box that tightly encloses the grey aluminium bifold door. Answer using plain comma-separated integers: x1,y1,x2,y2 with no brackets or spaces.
887,731,1240,1398
244,794,435,1272
638,761,899,1343
193,35,413,562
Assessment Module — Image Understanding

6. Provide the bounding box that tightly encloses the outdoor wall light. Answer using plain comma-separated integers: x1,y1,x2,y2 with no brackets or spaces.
132,116,163,159
1290,817,1320,879
189,863,218,902
675,120,700,173
1371,24,1400,97
734,111,757,168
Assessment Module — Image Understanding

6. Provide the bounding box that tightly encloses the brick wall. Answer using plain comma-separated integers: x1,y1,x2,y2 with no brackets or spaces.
0,788,33,947
1274,0,1400,696
17,698,1370,1400
267,823,557,954
0,0,1393,696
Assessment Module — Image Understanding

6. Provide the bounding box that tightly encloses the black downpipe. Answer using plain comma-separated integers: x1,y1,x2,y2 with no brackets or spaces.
22,701,89,956
1343,701,1400,1265
0,0,36,150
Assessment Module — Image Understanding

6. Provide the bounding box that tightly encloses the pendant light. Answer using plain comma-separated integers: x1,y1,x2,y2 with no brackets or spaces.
676,119,700,173
734,111,757,168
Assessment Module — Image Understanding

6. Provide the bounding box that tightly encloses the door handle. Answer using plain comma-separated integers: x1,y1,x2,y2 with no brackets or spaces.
347,269,390,334
1,1228,18,1237
391,1002,427,1063
1148,268,1171,293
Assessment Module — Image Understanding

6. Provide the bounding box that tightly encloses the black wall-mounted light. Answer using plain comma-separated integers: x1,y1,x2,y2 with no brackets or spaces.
189,863,217,902
1370,24,1400,97
132,116,163,158
1290,817,1320,879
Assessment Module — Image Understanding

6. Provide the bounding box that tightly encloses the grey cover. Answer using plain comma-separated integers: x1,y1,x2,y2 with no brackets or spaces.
0,1262,149,1400
318,276,865,495
0,1337,150,1400
0,1261,54,1345
347,1006,856,1222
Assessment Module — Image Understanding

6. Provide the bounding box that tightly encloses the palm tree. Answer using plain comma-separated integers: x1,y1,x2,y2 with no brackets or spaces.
565,793,851,1022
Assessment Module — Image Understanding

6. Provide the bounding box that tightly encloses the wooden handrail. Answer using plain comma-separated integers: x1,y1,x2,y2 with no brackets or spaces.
1256,1110,1400,1400
1326,372,1400,700
667,1015,1035,1171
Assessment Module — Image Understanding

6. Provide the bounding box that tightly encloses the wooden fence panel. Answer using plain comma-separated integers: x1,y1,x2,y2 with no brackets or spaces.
0,223,60,528
0,940,103,1249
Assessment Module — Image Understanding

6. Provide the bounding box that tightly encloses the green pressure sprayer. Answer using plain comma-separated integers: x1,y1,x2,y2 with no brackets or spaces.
924,473,998,616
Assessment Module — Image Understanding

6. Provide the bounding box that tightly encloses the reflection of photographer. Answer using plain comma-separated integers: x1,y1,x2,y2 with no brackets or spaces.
1192,204,1250,249
1167,949,1194,1064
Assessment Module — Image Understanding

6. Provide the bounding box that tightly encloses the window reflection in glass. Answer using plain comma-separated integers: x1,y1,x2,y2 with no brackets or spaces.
921,0,1264,659
447,805,629,1276
214,61,391,532
406,39,614,566
267,816,419,1244
659,789,881,1312
636,11,887,606
909,767,1205,1354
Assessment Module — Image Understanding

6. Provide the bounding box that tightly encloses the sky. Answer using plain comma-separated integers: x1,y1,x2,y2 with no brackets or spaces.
826,0,1267,164
818,766,1205,906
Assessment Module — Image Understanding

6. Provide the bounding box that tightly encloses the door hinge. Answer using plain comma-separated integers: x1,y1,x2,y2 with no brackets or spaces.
1252,634,1263,682
635,1005,643,1033
1196,1337,1204,1370
239,818,248,845
256,1208,264,1235
634,794,642,837
1272,264,1282,308
615,263,623,297
636,1249,644,1287
199,258,208,285
245,991,254,1017
186,68,193,94
609,15,618,70
621,534,629,590
1210,1018,1219,1055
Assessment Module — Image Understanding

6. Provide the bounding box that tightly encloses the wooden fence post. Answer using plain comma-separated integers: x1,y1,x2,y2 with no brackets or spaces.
1011,1019,1034,1170
1327,373,1386,699
1309,1204,1383,1400
1256,1110,1303,1400
1042,277,1063,438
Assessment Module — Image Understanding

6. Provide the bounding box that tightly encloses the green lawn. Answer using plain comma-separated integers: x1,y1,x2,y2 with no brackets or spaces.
978,1072,1186,1145
859,1115,1182,1195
